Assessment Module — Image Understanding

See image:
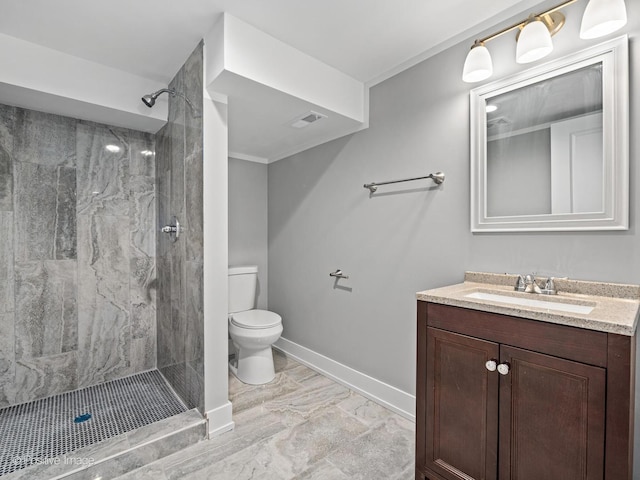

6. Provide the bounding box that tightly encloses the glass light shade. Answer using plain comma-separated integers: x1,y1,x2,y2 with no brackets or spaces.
462,44,493,83
580,0,627,39
516,20,554,64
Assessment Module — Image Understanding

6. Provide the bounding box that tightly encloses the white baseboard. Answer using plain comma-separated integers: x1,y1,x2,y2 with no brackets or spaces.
274,337,415,422
205,401,235,438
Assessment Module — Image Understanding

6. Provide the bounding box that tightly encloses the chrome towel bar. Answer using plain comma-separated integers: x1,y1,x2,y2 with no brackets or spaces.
364,172,445,193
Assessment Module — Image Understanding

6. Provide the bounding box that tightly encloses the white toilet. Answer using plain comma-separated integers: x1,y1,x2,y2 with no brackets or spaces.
228,265,283,385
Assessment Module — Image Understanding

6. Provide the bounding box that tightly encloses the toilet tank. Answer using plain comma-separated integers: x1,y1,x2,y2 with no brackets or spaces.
228,265,258,313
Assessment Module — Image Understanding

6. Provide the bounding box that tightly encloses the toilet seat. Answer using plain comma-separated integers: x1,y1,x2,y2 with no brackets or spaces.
230,310,282,329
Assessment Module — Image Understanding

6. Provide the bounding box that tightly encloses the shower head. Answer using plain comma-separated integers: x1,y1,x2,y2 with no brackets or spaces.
141,94,156,108
141,88,175,108
141,87,201,118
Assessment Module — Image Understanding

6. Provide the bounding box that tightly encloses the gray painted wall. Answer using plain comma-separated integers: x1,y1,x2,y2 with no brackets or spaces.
229,157,268,310
0,104,156,408
268,0,640,396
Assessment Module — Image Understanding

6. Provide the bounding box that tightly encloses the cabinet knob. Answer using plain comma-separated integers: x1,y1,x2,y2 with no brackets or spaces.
497,363,510,375
485,360,497,372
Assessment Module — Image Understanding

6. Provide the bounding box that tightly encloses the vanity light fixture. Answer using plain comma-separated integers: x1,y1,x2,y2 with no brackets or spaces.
462,41,493,83
516,15,555,64
580,0,628,39
462,0,627,82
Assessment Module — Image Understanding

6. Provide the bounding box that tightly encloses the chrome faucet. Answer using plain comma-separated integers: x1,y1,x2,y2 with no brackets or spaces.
540,277,557,295
514,274,558,295
524,274,542,294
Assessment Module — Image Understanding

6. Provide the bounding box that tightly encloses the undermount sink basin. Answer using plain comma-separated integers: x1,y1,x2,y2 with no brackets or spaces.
465,291,595,315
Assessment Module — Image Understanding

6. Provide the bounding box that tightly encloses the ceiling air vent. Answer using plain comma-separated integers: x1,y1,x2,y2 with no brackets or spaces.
289,111,327,128
487,116,511,128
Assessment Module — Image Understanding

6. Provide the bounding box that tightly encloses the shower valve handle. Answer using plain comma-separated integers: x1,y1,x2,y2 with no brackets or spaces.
161,217,181,241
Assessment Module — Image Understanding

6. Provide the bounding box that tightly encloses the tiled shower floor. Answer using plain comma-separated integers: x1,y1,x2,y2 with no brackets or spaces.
0,370,187,477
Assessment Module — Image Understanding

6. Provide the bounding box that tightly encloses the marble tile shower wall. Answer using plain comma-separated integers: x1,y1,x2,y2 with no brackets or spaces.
0,104,157,408
156,42,204,413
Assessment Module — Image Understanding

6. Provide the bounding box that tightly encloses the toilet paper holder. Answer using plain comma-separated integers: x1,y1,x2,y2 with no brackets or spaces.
329,269,349,280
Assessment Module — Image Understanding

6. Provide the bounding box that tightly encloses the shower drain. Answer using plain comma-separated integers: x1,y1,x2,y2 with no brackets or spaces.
0,370,187,476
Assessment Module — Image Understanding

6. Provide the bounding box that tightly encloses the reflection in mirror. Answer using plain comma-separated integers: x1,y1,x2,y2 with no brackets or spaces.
470,36,628,232
486,64,603,217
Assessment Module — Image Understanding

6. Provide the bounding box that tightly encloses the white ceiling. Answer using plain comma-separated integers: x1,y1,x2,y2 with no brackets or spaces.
0,0,548,161
0,0,544,85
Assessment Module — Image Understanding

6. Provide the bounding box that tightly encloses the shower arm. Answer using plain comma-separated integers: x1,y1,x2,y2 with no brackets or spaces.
143,87,200,116
154,88,175,98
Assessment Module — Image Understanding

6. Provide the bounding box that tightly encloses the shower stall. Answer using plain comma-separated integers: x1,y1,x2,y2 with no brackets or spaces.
0,42,205,478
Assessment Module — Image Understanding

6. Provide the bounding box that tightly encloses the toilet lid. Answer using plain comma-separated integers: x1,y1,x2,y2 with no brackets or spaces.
230,310,282,329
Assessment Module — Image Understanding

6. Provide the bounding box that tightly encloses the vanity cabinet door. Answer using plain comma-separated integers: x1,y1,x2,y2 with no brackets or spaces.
499,345,606,480
425,327,499,480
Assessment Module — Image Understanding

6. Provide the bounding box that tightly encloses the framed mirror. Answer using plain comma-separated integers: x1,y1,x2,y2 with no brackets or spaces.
470,36,628,232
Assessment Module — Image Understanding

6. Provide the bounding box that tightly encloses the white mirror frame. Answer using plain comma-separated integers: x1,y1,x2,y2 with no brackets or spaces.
470,35,628,232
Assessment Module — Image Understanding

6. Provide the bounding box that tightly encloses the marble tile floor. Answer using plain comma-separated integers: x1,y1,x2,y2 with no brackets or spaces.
116,351,415,479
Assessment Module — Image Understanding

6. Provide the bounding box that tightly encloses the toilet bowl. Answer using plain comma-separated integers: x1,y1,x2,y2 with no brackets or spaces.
229,310,283,384
228,266,283,385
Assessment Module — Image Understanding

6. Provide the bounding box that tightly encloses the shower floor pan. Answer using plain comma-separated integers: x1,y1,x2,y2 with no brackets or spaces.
0,370,191,477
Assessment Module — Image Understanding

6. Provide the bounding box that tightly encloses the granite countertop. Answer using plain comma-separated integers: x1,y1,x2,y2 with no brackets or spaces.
416,272,640,336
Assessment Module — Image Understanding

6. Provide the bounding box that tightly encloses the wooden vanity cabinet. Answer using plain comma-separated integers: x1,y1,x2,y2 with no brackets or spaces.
416,302,636,480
